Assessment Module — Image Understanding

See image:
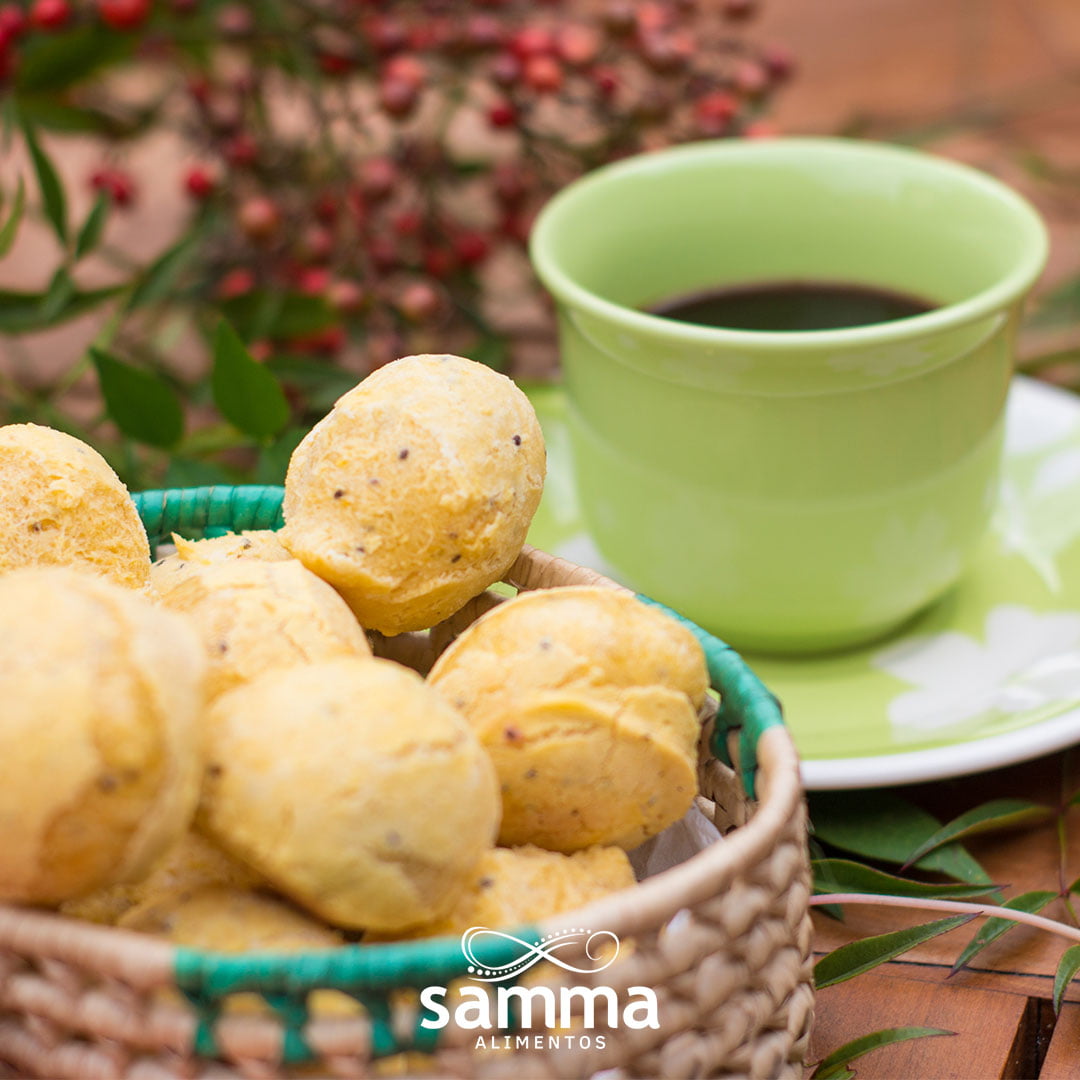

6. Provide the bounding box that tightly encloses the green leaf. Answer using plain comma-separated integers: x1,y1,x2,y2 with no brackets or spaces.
265,354,358,412
211,320,290,439
254,425,307,485
901,799,1055,870
127,234,199,310
163,457,239,488
472,335,508,372
16,24,136,93
91,348,184,449
949,891,1057,975
219,290,336,340
814,915,975,989
0,285,122,333
38,267,75,324
1054,946,1080,1013
811,1027,954,1078
0,177,26,257
1028,277,1080,332
74,194,108,261
19,117,66,245
812,859,1001,901
808,791,991,884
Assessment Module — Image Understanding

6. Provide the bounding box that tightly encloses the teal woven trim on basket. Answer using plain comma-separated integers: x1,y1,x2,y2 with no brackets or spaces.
173,927,540,1062
133,485,285,553
634,593,784,801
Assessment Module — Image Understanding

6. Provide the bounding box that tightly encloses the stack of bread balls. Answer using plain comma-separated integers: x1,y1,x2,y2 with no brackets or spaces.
0,354,709,953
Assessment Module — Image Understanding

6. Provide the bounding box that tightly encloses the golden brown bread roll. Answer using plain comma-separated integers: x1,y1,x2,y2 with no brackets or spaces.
0,567,205,904
0,423,150,588
198,657,501,932
155,558,372,700
428,587,707,852
280,354,545,634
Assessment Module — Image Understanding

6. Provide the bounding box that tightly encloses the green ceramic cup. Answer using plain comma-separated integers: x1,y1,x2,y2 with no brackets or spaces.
529,137,1048,654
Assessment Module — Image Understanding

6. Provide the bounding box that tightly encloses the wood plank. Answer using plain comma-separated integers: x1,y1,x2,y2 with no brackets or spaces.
1038,1000,1080,1078
808,970,1029,1079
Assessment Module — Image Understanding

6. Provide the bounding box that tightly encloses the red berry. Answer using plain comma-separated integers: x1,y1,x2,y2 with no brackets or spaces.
237,196,281,243
30,0,71,30
313,192,339,225
383,53,425,88
297,224,335,263
396,280,441,323
183,164,216,200
523,54,562,93
364,15,407,55
368,235,398,272
359,157,398,200
489,51,521,88
509,26,553,60
463,13,502,51
90,168,136,208
693,90,737,136
97,0,150,31
733,59,768,98
295,266,330,295
216,267,256,300
216,3,252,37
591,64,618,98
223,132,257,167
499,212,534,246
487,100,517,129
453,231,490,267
634,2,669,32
422,246,455,279
639,31,691,74
328,279,366,315
391,209,422,237
555,24,600,67
0,4,26,45
248,339,273,362
318,51,353,76
186,75,212,105
492,162,527,206
763,45,795,83
378,78,419,119
311,326,345,355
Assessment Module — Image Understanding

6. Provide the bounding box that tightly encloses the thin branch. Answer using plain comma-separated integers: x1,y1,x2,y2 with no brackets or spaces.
812,894,1080,945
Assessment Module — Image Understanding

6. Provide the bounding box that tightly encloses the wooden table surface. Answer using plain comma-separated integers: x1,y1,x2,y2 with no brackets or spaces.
807,749,1080,1079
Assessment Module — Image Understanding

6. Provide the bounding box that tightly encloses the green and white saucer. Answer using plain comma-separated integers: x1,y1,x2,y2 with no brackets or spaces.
524,376,1080,790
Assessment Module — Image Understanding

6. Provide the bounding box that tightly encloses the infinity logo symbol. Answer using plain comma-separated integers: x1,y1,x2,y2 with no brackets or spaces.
462,926,620,983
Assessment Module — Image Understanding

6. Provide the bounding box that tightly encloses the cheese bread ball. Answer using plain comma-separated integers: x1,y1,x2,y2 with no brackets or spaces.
428,587,707,852
280,354,545,635
61,831,263,925
0,568,205,905
372,845,635,940
199,658,500,932
118,885,344,951
0,423,150,589
151,530,292,598
155,559,371,700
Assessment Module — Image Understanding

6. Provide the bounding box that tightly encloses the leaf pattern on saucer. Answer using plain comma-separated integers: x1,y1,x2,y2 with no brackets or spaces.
873,605,1080,738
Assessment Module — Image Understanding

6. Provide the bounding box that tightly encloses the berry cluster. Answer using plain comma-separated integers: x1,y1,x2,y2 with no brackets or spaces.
8,0,790,384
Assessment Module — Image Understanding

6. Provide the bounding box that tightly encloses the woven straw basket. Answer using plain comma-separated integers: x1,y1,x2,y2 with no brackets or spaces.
0,486,814,1080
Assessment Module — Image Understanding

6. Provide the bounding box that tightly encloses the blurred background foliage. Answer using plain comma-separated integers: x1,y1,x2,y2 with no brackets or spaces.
0,0,791,489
